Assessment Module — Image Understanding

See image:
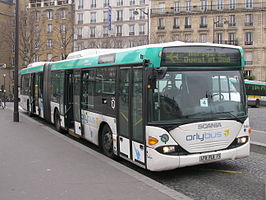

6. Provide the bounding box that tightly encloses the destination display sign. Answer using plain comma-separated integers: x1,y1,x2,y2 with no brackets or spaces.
161,46,241,67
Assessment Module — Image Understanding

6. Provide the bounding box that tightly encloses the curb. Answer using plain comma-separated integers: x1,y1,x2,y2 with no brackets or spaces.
250,142,266,155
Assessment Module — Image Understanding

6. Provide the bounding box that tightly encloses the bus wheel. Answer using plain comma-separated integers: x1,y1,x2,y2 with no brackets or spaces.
101,125,115,158
54,111,62,132
255,100,260,108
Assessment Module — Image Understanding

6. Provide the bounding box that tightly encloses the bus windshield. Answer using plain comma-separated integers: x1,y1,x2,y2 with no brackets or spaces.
149,70,247,124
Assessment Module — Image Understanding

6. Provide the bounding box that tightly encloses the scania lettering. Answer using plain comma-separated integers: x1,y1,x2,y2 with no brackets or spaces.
19,42,250,171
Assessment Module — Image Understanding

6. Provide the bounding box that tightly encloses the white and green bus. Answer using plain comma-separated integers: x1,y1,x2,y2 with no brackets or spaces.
20,42,250,171
245,80,266,108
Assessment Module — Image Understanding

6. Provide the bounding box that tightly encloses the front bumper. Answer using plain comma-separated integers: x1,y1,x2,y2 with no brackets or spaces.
146,141,250,171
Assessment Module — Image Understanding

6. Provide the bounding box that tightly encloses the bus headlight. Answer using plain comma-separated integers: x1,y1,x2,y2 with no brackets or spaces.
156,145,178,155
237,136,248,144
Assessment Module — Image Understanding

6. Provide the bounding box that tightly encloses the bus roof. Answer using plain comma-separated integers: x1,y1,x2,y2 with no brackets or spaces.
20,42,244,75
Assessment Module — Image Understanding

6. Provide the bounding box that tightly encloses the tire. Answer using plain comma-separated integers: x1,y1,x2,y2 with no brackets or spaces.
54,111,62,132
100,125,116,159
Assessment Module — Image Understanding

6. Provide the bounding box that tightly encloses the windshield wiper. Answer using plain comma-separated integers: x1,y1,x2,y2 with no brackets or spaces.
215,111,247,123
184,112,209,119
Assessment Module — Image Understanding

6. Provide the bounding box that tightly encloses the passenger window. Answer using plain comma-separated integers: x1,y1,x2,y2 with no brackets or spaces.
81,69,95,109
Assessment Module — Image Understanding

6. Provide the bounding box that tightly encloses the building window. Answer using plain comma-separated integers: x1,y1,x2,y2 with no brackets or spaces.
245,32,253,45
129,9,135,20
91,12,96,23
90,27,96,37
229,15,236,26
140,0,145,5
130,0,136,5
60,24,66,34
35,12,41,21
47,24,53,33
129,24,135,35
139,9,146,20
60,9,66,19
47,39,53,48
77,27,83,38
228,32,236,45
185,17,191,28
246,0,253,9
77,13,83,24
244,52,253,65
159,3,165,13
173,17,179,29
129,40,136,47
158,35,165,43
184,34,192,42
199,34,207,43
33,54,40,62
34,40,40,49
174,2,180,12
229,0,236,9
117,0,123,6
103,11,108,22
200,0,207,11
139,24,145,35
215,16,224,27
216,33,223,44
216,0,223,10
186,1,191,12
245,14,253,26
103,27,108,37
47,10,53,20
158,18,165,29
47,53,53,61
104,0,109,7
116,25,122,36
200,16,207,28
78,0,84,9
172,34,179,41
61,38,65,48
117,10,123,21
91,0,96,8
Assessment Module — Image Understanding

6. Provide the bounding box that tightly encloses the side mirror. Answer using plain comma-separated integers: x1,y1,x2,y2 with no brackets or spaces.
147,67,167,89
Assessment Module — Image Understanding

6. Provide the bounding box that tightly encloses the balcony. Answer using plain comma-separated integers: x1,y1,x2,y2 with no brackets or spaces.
103,33,108,37
185,25,191,29
173,25,180,29
91,4,96,8
158,26,165,30
129,16,135,20
151,2,266,17
245,22,253,26
139,31,145,35
90,34,95,38
213,40,238,45
245,41,253,45
228,23,236,27
104,3,109,7
129,32,135,36
78,5,83,9
199,24,207,28
78,20,83,24
116,33,122,36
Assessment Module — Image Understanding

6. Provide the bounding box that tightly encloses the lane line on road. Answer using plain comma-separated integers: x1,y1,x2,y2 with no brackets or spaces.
252,129,266,134
196,168,243,174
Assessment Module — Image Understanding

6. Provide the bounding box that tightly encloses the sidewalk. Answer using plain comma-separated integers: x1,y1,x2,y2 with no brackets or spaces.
0,107,191,200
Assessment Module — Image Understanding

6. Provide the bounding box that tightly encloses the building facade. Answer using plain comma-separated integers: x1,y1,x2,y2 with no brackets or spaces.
151,0,266,81
74,0,150,50
0,0,15,96
26,0,74,63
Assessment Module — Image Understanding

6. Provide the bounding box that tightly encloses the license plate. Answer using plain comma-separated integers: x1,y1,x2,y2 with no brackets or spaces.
199,153,221,162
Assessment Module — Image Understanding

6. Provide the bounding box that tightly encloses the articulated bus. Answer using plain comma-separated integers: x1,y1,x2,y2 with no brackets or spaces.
20,42,250,171
245,80,266,108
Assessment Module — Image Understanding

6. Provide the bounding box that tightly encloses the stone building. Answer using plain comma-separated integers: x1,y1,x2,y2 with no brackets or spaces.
26,0,74,63
150,0,266,81
74,0,150,50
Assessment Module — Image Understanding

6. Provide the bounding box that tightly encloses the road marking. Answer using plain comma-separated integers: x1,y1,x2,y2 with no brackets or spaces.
197,168,243,174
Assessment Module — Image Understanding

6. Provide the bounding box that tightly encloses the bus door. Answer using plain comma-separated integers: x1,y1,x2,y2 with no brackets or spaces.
118,67,145,167
64,70,74,130
30,73,36,114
